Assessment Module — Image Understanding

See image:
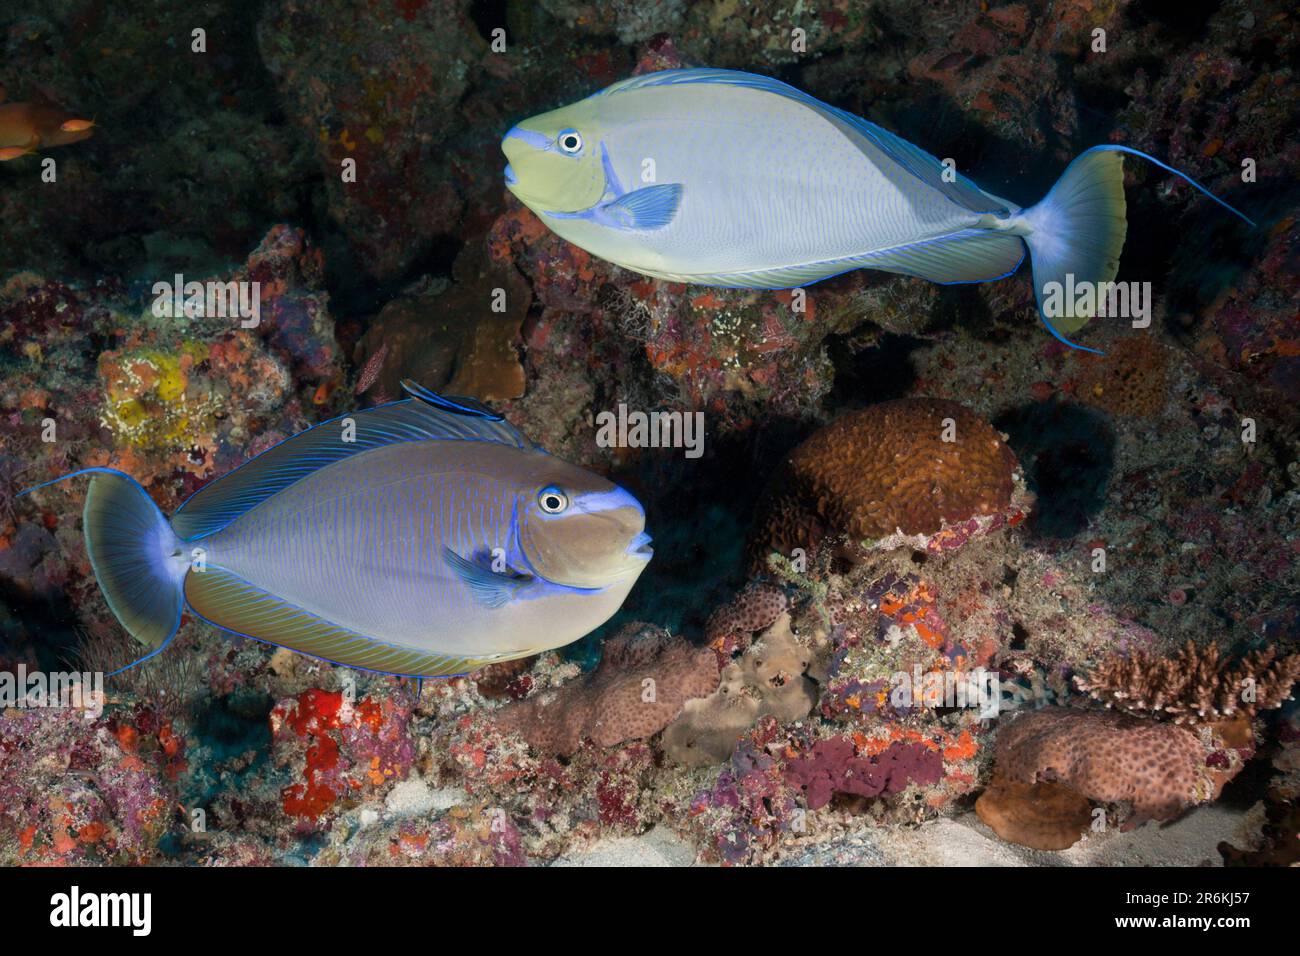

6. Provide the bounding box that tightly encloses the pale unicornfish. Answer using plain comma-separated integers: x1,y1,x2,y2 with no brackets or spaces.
501,68,1253,353
22,381,653,677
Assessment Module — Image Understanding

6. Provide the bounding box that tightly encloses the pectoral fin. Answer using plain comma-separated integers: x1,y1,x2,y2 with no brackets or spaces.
598,183,683,230
443,548,532,609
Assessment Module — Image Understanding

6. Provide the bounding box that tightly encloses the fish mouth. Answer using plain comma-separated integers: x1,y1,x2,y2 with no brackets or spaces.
628,531,653,559
504,163,517,186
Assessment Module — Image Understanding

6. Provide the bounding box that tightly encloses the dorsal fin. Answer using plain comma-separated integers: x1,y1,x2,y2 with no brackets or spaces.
597,68,1007,215
171,382,530,541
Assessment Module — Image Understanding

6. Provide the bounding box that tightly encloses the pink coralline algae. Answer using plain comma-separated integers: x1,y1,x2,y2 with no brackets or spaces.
0,706,172,864
682,725,800,865
784,737,945,811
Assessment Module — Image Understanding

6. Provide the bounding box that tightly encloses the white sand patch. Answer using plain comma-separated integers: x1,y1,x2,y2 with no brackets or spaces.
550,825,701,867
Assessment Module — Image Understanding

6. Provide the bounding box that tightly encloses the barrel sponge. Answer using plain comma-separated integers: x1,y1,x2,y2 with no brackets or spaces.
748,399,1019,569
987,708,1230,826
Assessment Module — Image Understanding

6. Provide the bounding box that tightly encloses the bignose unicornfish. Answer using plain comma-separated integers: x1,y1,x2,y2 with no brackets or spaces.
501,68,1254,354
21,381,653,678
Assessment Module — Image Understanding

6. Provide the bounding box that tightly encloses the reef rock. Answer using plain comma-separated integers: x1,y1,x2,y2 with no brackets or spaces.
356,243,531,403
256,0,483,280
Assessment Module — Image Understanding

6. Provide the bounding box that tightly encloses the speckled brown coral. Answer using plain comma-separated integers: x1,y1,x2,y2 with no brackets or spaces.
1072,337,1172,420
492,623,718,756
704,582,788,661
747,399,1019,571
988,708,1238,826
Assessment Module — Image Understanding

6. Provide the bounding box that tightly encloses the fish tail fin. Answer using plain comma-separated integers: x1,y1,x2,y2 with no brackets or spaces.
1020,148,1128,353
1020,145,1254,354
21,468,187,672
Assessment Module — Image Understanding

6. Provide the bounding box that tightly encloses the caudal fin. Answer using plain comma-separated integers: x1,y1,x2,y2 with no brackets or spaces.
22,468,187,670
1021,144,1254,353
1020,148,1128,351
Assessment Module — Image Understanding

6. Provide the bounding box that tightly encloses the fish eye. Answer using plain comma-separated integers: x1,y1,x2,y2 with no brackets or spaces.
538,486,569,514
556,129,583,155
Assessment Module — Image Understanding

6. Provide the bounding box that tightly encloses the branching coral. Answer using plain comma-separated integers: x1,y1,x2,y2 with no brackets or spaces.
747,399,1021,572
1075,642,1300,724
492,623,719,756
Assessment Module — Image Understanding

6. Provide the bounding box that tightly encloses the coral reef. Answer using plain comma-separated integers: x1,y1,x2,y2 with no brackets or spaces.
493,623,718,756
270,688,417,831
1,0,1297,871
747,399,1024,572
0,705,175,865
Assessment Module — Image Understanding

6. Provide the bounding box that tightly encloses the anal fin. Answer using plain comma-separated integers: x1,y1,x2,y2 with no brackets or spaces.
857,229,1026,284
185,565,505,677
639,229,1025,289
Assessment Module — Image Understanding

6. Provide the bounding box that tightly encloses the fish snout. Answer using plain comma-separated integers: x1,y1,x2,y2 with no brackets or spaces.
627,531,653,560
504,163,517,186
584,486,651,569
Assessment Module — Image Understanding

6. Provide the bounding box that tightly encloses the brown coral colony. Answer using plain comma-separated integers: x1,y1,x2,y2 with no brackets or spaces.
748,399,1019,570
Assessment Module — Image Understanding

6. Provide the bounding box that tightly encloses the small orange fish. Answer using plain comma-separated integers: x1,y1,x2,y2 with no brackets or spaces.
0,144,35,161
0,102,95,153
